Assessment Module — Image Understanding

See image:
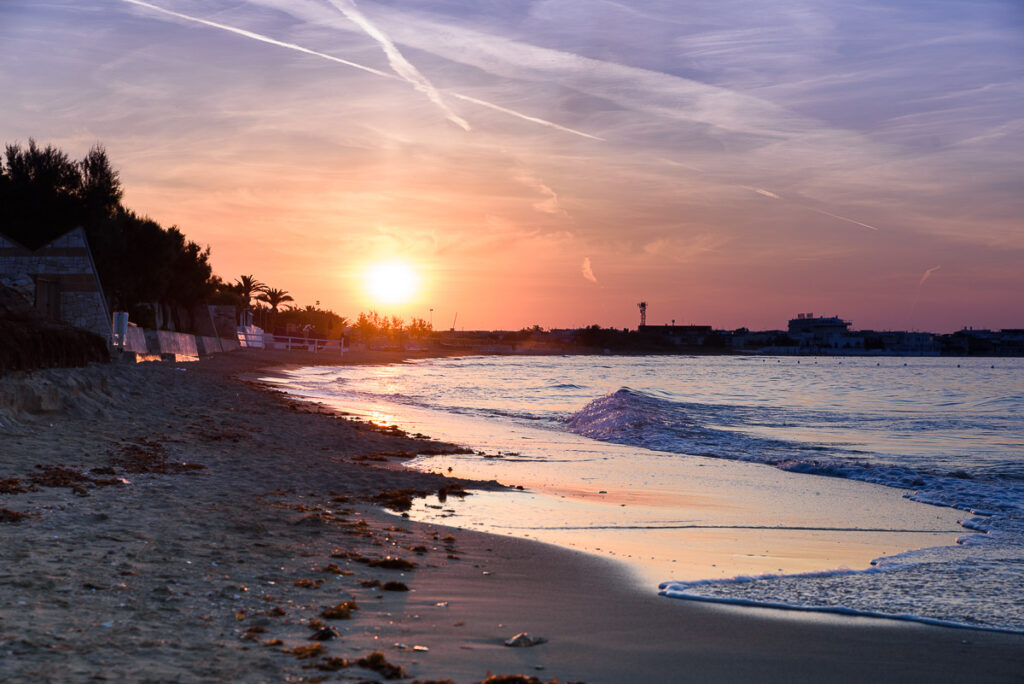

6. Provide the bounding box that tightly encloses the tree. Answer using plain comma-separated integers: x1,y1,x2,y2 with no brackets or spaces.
235,275,266,307
256,288,294,313
79,144,123,224
0,139,83,249
406,317,432,339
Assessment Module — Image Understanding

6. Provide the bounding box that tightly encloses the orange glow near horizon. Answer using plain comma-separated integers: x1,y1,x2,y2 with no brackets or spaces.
364,261,420,307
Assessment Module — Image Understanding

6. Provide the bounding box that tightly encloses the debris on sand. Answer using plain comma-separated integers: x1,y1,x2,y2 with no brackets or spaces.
356,651,407,679
0,478,32,494
283,643,325,659
30,464,123,496
372,488,430,512
504,633,547,648
0,508,29,523
321,600,359,620
315,656,352,671
308,625,340,641
381,581,409,592
367,556,417,571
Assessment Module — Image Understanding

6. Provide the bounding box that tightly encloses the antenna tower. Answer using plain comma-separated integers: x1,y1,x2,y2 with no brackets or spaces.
638,301,647,327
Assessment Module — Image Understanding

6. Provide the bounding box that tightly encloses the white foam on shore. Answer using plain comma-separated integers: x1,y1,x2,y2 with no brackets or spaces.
266,355,1024,632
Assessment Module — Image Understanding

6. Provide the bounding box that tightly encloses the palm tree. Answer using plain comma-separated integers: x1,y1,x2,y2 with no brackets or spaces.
234,274,266,326
235,274,266,306
256,288,293,313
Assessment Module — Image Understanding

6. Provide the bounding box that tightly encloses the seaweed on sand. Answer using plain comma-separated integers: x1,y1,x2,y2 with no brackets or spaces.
283,643,325,659
30,465,122,496
356,651,407,679
367,556,417,571
320,600,359,620
0,478,32,494
372,488,431,512
0,508,29,523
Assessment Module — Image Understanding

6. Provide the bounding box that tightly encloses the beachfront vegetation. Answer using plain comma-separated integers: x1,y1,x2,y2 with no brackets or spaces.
349,311,432,343
0,139,215,330
0,139,347,337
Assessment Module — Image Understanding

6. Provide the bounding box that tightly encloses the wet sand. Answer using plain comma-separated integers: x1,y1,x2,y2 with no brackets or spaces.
1,350,1022,682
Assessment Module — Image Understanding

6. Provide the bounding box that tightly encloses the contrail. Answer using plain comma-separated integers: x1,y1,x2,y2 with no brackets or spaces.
119,0,601,140
325,0,470,131
806,207,880,232
750,186,879,232
450,93,604,141
121,0,393,79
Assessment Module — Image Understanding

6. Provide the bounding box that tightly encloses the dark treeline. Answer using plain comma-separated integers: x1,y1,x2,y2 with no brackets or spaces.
0,139,215,330
1,139,435,341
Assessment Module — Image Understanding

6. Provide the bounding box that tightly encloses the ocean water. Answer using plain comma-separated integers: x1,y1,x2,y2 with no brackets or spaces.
264,355,1024,632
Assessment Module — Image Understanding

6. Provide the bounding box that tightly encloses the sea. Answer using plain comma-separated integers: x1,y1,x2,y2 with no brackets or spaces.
262,355,1024,633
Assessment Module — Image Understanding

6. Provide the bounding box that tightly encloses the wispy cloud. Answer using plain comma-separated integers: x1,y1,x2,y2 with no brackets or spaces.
515,172,568,216
119,0,601,140
582,257,598,283
919,265,941,287
324,0,469,131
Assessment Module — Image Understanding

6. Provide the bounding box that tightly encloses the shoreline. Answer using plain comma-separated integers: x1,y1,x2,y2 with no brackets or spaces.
1,350,1022,682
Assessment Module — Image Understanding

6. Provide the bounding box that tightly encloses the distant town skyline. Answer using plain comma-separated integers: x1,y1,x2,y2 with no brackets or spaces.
2,0,1022,333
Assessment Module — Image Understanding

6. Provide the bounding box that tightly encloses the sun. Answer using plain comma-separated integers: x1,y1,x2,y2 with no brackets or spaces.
364,261,419,305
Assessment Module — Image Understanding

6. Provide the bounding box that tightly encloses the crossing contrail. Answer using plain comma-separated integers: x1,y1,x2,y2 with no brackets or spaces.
325,0,470,131
120,0,601,140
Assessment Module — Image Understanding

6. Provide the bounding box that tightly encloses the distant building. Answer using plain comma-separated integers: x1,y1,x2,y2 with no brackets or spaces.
786,313,863,352
638,324,714,346
0,227,110,339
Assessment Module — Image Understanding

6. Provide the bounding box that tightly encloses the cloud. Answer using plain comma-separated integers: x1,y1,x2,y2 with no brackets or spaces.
582,257,597,283
919,265,941,287
515,172,567,216
119,0,601,141
324,0,469,131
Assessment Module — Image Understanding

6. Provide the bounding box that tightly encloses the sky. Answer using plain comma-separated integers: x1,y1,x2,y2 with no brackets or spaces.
2,0,1022,332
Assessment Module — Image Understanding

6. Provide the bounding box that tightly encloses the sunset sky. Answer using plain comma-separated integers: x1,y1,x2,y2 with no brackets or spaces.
2,0,1022,332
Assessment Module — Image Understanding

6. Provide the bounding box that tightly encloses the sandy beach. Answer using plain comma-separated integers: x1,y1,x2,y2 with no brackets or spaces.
2,350,1022,683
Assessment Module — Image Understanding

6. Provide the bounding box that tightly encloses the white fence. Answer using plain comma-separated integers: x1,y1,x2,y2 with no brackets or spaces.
237,326,346,354
269,335,346,354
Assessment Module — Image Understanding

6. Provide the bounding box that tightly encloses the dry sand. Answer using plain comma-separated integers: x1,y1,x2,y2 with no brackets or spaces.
1,349,1022,683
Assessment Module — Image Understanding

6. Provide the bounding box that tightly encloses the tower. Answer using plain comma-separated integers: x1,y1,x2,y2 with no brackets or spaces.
638,301,647,327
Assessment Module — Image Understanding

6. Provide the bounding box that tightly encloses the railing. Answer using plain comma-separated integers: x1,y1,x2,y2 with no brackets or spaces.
237,327,265,349
269,335,347,354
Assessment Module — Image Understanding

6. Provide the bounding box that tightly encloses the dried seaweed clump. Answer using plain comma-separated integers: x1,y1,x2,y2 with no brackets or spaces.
30,465,122,496
0,508,29,523
320,600,359,620
357,651,407,680
0,478,32,494
283,643,325,659
371,488,430,512
109,439,205,474
381,581,409,592
366,556,417,571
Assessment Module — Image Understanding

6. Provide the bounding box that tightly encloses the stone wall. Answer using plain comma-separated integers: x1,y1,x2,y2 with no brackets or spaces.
0,228,110,340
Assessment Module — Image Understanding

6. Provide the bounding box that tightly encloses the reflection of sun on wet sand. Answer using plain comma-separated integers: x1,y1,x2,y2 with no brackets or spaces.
0,350,1022,683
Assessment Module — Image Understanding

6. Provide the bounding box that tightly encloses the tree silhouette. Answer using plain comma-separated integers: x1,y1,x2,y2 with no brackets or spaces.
235,275,267,307
256,288,294,313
